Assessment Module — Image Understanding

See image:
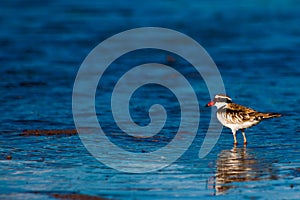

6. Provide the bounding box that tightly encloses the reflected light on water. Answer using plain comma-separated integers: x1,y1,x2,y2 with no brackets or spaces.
210,145,278,195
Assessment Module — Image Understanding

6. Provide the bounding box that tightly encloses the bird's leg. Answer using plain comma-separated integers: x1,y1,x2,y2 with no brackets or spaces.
232,130,237,145
242,129,247,144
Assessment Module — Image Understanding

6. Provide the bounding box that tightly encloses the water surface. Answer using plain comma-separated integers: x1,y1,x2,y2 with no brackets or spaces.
1,0,300,199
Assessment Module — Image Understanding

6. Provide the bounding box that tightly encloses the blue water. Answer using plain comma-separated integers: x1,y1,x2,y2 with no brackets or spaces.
1,0,300,199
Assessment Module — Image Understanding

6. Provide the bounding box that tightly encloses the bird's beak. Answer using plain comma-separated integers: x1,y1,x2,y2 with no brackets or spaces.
205,101,215,107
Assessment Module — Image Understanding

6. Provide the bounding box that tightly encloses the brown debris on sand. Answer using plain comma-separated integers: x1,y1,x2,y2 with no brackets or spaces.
51,193,110,200
20,129,77,136
6,155,12,160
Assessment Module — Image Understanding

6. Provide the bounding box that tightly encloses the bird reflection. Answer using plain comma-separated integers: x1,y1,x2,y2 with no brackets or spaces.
210,145,277,195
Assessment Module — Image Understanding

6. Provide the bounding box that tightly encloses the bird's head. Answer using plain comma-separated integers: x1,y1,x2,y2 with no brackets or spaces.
206,94,233,109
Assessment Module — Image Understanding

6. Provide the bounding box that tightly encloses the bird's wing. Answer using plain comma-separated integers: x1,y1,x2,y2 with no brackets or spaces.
219,103,259,124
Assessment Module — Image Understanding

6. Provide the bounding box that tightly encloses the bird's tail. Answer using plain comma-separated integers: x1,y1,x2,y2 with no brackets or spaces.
260,112,282,119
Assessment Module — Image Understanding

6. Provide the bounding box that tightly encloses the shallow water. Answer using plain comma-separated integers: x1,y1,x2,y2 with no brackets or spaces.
1,0,300,199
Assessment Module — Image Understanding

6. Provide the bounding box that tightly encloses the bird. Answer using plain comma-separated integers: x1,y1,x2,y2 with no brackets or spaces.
206,94,281,144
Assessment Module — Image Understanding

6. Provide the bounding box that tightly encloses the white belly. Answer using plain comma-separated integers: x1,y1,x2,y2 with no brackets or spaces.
217,112,257,132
